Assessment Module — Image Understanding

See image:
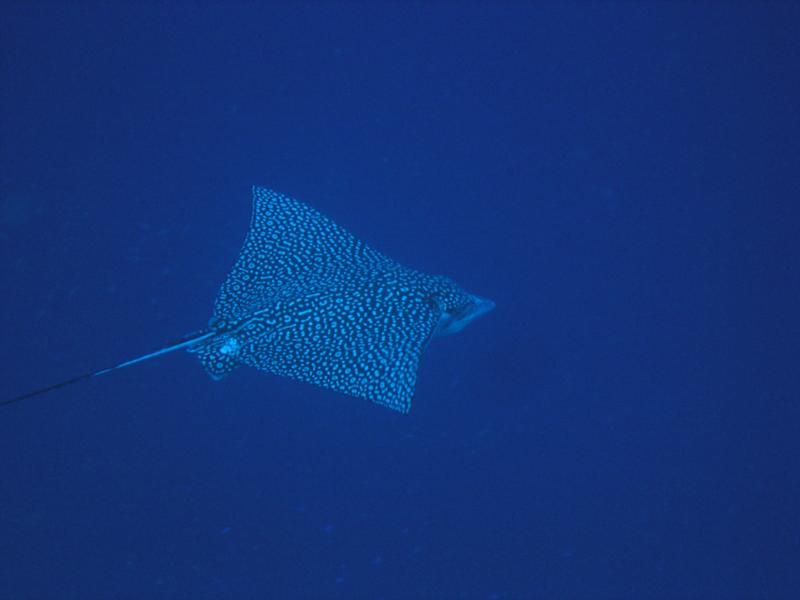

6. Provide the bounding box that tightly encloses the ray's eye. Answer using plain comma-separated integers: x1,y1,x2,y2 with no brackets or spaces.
423,295,440,310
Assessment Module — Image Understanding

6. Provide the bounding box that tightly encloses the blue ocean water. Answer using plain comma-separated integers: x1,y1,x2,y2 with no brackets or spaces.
1,2,798,598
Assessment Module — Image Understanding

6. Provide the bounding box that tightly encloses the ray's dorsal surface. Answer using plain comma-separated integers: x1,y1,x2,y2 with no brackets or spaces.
2,187,494,413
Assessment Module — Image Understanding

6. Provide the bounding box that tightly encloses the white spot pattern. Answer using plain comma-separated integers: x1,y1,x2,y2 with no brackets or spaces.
194,187,488,413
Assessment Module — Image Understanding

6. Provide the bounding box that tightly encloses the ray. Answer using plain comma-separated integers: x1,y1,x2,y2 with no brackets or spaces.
2,187,494,413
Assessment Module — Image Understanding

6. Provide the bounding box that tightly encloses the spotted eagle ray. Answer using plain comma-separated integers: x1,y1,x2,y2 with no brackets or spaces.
2,187,494,413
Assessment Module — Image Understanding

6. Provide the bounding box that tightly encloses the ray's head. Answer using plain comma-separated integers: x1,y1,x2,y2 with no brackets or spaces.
434,292,496,336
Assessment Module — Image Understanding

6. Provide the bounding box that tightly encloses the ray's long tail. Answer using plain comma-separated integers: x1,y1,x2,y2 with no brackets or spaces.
0,330,215,408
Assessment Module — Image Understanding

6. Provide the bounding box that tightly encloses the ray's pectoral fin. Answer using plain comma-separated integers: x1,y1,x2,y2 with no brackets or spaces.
234,291,444,414
350,294,443,414
189,334,242,380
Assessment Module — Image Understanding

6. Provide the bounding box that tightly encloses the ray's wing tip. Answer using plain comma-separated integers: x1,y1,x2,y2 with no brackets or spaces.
365,389,412,414
388,401,412,415
251,184,282,197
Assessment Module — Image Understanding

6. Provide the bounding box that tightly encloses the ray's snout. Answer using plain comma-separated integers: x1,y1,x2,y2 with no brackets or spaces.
471,294,496,319
434,293,496,336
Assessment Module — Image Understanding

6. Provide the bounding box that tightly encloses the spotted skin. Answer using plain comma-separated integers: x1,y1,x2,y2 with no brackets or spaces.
194,187,491,413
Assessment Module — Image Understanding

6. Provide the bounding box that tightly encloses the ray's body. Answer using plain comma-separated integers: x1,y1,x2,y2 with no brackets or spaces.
3,187,494,413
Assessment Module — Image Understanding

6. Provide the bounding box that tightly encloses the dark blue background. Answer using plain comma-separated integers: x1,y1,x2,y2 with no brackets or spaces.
2,2,798,598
